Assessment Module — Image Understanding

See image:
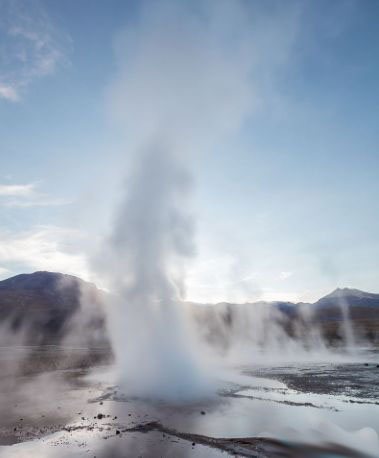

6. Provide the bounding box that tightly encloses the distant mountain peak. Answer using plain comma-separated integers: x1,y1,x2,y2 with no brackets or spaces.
315,287,379,309
323,287,375,299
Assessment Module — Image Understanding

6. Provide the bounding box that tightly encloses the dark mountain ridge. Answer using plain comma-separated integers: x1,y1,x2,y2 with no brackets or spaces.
0,271,107,346
315,287,379,310
0,271,378,346
190,287,379,346
206,287,379,310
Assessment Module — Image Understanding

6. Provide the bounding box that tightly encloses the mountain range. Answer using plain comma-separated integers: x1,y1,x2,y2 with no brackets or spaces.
0,271,378,346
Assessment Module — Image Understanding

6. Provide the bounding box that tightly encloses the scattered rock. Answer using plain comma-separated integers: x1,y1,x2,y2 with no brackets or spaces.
97,413,104,420
200,411,206,415
192,442,196,446
99,402,103,405
116,430,120,435
114,416,118,420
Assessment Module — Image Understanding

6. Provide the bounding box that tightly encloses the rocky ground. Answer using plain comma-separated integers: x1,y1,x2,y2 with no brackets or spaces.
0,348,379,457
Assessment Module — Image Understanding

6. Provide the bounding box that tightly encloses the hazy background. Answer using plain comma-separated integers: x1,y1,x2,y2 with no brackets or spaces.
1,0,379,304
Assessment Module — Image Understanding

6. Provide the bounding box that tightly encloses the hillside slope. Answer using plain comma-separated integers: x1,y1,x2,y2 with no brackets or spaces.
0,271,108,346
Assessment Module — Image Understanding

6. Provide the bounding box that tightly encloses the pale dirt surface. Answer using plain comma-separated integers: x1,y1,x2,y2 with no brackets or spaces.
0,348,379,457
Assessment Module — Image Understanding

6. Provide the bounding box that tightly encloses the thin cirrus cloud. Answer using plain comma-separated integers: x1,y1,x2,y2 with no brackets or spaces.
0,182,71,207
0,183,35,196
0,0,71,102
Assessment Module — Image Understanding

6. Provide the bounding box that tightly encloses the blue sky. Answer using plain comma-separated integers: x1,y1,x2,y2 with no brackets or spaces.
0,0,378,303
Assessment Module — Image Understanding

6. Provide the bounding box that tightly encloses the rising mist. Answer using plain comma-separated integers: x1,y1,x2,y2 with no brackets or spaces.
96,0,298,399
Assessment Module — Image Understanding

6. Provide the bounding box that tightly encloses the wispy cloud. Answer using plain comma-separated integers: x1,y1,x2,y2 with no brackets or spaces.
2,196,71,208
0,266,10,278
0,0,71,101
0,225,92,280
0,182,71,207
0,83,19,101
0,183,35,196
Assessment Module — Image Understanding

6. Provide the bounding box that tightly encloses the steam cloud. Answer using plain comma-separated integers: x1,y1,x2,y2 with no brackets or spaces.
97,0,298,399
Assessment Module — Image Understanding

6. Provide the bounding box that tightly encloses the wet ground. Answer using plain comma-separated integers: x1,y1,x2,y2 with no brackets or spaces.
0,348,379,457
243,360,379,400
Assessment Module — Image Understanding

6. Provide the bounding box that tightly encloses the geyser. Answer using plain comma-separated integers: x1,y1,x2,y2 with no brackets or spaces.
103,146,210,400
97,0,298,399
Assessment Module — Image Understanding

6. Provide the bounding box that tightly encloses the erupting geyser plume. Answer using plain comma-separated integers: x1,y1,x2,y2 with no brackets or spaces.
102,145,211,400
96,0,298,399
